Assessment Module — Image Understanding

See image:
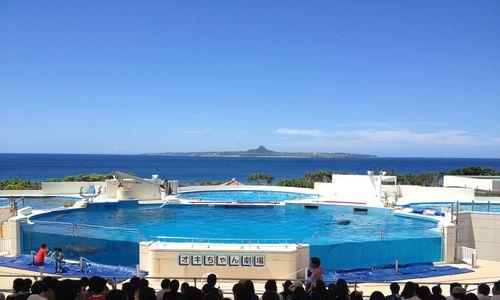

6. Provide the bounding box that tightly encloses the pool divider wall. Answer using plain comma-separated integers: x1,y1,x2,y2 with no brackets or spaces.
442,223,456,263
4,220,20,254
139,242,310,280
455,212,500,261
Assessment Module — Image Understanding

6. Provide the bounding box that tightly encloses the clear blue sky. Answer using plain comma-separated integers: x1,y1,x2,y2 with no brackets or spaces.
1,1,499,157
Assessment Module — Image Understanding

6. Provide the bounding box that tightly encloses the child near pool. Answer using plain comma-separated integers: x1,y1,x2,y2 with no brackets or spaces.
57,247,64,272
50,247,64,273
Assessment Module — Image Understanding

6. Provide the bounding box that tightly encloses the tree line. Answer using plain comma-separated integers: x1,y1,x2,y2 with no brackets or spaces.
0,173,115,190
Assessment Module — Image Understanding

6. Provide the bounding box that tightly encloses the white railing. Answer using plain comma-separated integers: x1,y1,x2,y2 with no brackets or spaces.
0,238,11,254
459,245,477,267
153,236,294,245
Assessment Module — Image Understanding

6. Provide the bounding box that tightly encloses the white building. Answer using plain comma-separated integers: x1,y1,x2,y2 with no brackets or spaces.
314,172,476,206
444,175,500,192
314,171,397,207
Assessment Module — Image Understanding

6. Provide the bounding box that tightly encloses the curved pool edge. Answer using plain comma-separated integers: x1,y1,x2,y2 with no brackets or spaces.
24,196,448,231
20,189,451,239
177,184,319,194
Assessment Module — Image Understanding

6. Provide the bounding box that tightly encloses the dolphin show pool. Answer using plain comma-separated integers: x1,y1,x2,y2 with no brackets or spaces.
20,190,443,270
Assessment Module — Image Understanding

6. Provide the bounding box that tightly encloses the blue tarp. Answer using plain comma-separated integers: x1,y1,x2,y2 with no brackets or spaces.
1,255,471,284
0,255,146,282
322,263,473,283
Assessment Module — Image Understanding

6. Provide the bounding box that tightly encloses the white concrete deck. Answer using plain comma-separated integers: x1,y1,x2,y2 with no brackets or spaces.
148,241,299,252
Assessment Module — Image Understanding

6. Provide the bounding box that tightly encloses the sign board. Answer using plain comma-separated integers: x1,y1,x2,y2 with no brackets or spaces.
179,254,265,267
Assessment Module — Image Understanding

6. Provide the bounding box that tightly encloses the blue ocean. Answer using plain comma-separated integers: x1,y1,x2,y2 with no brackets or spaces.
0,154,499,183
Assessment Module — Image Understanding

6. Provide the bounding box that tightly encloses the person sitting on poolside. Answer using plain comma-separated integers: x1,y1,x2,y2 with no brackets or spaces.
451,286,467,300
447,284,463,300
491,282,500,300
202,274,223,299
431,286,446,300
477,284,490,300
180,282,190,295
400,282,419,300
386,283,401,300
310,280,327,300
262,280,281,300
27,281,47,300
87,276,108,300
157,279,171,300
163,280,181,300
6,278,29,300
281,281,293,300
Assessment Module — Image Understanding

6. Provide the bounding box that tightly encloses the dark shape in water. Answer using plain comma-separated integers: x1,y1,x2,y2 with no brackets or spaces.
65,241,102,254
304,205,319,209
324,219,351,226
336,220,351,225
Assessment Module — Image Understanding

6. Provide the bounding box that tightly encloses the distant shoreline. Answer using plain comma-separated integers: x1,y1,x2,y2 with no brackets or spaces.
142,154,377,158
144,145,377,158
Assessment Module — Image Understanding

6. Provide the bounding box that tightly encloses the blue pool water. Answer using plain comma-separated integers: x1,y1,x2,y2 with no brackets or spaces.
0,196,78,210
178,190,318,202
24,201,442,269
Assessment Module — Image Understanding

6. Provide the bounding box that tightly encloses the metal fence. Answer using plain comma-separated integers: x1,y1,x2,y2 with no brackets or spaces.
0,237,11,253
153,236,295,246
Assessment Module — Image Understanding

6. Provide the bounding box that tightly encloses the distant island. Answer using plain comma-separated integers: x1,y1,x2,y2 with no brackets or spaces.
144,146,376,158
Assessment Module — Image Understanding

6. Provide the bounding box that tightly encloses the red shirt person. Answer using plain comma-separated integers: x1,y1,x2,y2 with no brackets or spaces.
35,244,49,265
34,243,50,276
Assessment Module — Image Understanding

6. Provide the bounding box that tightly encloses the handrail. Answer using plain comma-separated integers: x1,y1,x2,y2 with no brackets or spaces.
312,226,443,242
7,196,26,216
404,201,499,214
153,236,295,244
21,219,142,242
23,220,140,234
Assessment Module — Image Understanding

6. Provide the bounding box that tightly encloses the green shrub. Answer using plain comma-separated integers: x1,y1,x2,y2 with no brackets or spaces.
447,166,499,176
48,173,115,182
276,170,333,188
247,173,275,185
0,178,41,190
